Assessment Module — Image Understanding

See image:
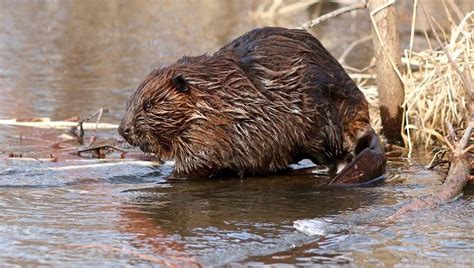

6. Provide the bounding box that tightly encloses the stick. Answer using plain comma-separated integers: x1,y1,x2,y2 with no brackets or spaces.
446,0,464,22
300,1,368,29
427,148,448,169
76,145,128,154
48,161,161,171
0,119,118,129
87,108,103,146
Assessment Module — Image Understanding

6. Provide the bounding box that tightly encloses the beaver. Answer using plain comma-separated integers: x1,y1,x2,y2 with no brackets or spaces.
119,27,385,183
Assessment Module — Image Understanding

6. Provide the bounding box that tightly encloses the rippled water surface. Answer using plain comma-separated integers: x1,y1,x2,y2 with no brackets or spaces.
0,1,473,266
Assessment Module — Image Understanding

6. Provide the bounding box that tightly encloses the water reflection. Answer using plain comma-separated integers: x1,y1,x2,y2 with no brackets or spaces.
124,176,382,233
0,0,259,122
117,175,384,264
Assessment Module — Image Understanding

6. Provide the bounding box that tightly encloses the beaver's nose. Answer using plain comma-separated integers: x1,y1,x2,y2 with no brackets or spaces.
123,127,131,135
118,122,132,140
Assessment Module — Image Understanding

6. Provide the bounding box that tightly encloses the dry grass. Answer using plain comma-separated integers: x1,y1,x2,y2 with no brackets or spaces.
401,11,473,149
357,11,473,152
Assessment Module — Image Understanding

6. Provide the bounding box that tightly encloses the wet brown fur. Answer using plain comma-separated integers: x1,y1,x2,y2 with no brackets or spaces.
120,27,376,178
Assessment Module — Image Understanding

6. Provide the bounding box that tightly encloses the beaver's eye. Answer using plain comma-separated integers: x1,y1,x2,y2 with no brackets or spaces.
143,101,153,112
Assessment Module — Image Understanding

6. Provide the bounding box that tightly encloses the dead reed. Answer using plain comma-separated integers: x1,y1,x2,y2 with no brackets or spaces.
357,11,472,152
402,11,473,150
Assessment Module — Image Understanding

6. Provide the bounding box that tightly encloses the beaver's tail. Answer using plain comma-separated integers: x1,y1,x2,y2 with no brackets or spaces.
330,128,386,185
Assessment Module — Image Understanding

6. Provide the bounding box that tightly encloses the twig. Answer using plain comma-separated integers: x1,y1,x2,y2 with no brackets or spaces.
456,122,473,151
370,0,395,14
76,145,128,154
443,136,456,151
406,0,418,78
446,121,457,143
77,121,85,145
441,0,456,27
404,105,413,157
427,160,451,170
75,144,128,159
463,67,473,112
419,1,471,98
48,161,161,171
348,73,376,80
462,144,474,155
3,156,58,162
427,148,448,170
0,119,117,129
87,108,103,146
446,0,464,22
300,0,368,29
72,108,105,146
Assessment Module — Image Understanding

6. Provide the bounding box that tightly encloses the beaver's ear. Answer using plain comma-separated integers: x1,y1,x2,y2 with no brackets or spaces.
171,74,188,92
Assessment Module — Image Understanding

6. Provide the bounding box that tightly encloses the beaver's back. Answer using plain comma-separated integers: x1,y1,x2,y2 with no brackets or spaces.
219,27,363,98
217,27,370,163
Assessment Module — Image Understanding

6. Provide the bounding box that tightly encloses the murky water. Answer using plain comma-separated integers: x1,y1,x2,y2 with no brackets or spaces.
0,1,473,266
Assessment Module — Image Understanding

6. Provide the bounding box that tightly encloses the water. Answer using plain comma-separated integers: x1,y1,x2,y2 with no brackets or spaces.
0,1,473,266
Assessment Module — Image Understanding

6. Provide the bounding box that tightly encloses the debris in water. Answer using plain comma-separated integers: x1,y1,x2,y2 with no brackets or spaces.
293,219,329,236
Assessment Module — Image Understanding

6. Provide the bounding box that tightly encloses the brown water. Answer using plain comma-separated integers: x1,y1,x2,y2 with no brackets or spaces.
0,1,473,266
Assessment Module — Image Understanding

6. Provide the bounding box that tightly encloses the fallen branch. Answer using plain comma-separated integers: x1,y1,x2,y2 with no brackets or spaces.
387,122,472,222
0,119,118,129
75,144,128,159
300,0,368,29
48,161,161,171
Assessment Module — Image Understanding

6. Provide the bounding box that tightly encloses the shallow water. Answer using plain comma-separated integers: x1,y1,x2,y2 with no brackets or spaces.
0,1,473,266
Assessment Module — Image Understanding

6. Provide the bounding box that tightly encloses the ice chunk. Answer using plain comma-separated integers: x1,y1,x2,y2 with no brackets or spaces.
293,219,329,236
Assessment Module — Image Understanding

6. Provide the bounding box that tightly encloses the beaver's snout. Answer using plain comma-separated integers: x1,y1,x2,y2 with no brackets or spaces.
118,118,135,146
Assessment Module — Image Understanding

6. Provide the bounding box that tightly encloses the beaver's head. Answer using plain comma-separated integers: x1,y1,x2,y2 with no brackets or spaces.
119,67,195,159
